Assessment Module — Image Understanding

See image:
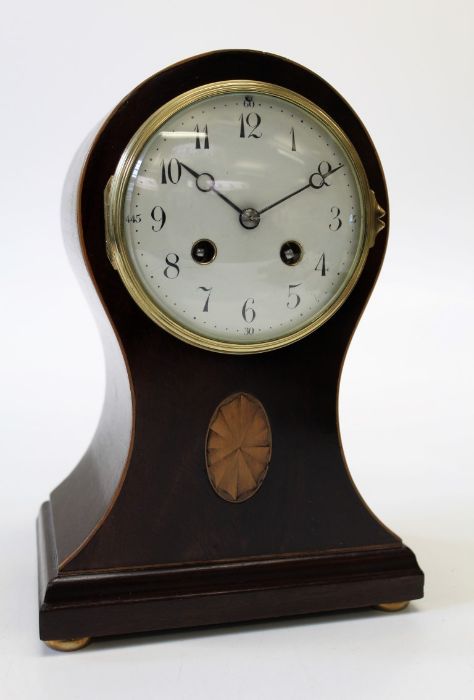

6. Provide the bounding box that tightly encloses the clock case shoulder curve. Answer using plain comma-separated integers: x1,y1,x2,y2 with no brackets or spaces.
37,50,423,643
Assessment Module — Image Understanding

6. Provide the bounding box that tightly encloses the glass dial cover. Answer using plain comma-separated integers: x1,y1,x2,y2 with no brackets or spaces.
106,81,374,353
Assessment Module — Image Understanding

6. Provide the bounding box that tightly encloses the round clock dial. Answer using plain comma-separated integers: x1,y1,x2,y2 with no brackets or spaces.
106,81,377,353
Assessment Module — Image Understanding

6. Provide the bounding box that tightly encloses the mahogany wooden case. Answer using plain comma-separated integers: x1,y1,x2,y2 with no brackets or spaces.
37,50,424,645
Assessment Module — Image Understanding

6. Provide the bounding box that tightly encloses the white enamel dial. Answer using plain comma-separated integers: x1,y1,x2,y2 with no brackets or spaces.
111,83,371,352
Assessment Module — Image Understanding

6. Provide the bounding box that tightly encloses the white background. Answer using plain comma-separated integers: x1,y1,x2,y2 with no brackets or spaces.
1,1,473,698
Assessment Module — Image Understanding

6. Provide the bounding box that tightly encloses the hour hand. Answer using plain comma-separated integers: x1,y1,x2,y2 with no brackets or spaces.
180,162,243,215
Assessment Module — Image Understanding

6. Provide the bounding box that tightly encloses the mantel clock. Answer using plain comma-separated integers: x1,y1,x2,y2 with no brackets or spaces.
37,50,424,651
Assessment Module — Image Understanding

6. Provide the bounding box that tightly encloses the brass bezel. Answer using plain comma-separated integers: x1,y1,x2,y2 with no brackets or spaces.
105,80,383,355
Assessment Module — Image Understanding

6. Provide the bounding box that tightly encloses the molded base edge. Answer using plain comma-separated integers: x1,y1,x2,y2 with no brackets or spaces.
38,501,424,641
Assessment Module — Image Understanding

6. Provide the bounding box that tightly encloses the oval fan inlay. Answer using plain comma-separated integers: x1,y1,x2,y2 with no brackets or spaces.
206,392,272,503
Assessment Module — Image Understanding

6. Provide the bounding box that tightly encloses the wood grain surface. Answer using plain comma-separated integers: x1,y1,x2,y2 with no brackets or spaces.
37,50,423,642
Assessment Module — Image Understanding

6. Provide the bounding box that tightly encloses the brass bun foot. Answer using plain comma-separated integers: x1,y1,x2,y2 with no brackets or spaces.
44,637,91,652
375,601,410,613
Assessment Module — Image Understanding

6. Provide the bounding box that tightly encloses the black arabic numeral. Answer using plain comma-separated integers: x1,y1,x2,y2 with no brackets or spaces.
126,214,142,224
287,283,302,310
161,158,182,184
198,286,212,312
194,123,209,149
164,253,180,279
239,113,245,138
242,297,256,323
239,113,262,138
290,127,296,152
315,253,327,276
329,206,342,231
151,205,166,231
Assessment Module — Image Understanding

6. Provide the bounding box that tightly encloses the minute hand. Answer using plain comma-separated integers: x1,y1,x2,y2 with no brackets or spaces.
258,164,345,216
258,183,310,215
